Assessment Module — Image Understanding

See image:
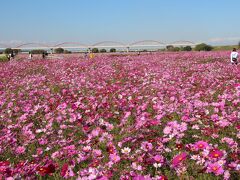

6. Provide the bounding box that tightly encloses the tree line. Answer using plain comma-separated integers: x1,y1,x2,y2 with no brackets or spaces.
1,42,240,55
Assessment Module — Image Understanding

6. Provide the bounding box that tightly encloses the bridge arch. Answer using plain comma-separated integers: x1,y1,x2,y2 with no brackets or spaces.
54,42,88,48
129,40,165,47
91,41,126,48
15,43,50,49
168,40,196,46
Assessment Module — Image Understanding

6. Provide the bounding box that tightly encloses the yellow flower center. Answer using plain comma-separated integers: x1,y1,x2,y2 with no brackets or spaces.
39,168,45,172
214,153,219,157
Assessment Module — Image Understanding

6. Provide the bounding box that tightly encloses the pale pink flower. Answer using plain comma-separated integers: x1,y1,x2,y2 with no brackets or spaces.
207,163,224,175
141,141,153,151
15,146,26,154
109,154,120,163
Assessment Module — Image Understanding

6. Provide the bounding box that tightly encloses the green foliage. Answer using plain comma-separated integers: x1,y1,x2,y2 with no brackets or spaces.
166,45,174,51
173,47,180,52
92,48,99,53
110,48,116,53
64,50,72,54
13,49,21,54
30,49,47,54
166,46,181,52
183,46,192,51
54,48,64,54
4,48,20,54
213,45,238,51
195,43,213,51
0,54,9,62
100,49,107,53
4,48,13,54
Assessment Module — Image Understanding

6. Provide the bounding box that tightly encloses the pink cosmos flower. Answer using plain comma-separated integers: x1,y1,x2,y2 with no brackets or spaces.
36,148,43,155
132,162,143,171
159,175,168,180
172,152,187,167
141,141,153,152
163,126,172,135
91,128,100,137
207,163,224,175
61,163,75,178
224,170,230,180
133,175,152,180
15,146,26,154
109,154,120,163
93,149,102,157
194,141,209,150
154,155,164,163
149,119,160,126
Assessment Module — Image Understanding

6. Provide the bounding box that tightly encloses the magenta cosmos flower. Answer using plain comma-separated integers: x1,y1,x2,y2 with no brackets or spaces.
194,141,209,150
207,163,224,175
209,149,223,159
172,152,187,167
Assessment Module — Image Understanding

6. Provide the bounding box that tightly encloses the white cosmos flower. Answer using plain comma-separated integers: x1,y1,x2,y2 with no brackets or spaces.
121,147,131,154
192,125,200,130
205,110,210,115
118,94,123,99
190,155,199,160
83,146,91,152
99,118,104,125
153,163,162,168
218,160,225,166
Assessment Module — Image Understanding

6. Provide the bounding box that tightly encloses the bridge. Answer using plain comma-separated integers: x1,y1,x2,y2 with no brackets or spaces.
0,40,198,52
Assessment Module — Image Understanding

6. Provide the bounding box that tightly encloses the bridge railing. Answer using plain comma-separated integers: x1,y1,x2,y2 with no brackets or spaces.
0,40,198,52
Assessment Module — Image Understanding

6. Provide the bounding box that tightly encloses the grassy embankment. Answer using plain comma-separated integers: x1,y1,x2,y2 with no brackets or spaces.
0,54,8,62
213,45,239,51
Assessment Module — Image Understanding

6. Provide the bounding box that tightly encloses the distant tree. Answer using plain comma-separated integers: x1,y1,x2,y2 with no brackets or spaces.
54,48,64,54
100,49,107,53
30,49,46,54
4,48,13,54
166,45,174,51
183,46,192,51
110,48,116,53
4,48,21,54
64,50,72,54
13,49,21,54
173,47,180,52
92,48,99,53
238,41,240,49
195,43,213,51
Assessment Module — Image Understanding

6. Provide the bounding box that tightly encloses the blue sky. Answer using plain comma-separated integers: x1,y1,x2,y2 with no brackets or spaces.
1,0,240,45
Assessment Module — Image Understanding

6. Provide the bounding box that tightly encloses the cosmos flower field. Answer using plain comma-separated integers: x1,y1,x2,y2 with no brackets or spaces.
0,52,239,179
